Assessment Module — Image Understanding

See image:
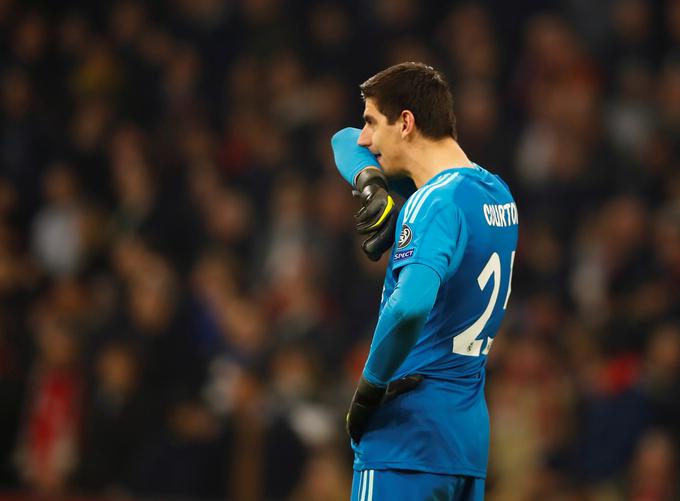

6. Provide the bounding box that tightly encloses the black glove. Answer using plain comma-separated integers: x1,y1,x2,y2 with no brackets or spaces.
346,374,424,443
354,168,398,261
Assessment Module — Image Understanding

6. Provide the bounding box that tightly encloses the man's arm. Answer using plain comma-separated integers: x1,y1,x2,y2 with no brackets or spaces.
330,127,416,199
363,263,440,384
346,263,440,442
331,127,379,187
331,128,399,260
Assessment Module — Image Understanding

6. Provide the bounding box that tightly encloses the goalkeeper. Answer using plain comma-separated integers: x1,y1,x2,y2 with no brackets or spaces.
331,62,518,501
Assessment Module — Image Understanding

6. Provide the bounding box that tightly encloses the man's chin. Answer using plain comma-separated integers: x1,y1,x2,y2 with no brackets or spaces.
377,156,391,172
380,161,399,177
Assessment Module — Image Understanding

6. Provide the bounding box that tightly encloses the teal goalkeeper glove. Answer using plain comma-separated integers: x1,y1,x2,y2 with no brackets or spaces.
346,374,424,443
353,168,398,261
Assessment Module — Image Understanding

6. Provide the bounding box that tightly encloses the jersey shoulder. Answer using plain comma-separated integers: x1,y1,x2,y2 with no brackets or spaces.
401,171,464,228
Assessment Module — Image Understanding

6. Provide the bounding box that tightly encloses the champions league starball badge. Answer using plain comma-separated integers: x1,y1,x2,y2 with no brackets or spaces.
398,224,412,249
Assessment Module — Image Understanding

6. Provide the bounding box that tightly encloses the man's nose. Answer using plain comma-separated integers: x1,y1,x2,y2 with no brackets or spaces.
357,125,371,147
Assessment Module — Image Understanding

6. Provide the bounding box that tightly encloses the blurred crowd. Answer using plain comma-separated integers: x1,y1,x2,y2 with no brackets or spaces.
0,0,679,500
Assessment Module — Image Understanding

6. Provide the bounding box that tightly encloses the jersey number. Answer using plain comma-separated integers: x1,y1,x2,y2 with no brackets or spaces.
452,251,515,356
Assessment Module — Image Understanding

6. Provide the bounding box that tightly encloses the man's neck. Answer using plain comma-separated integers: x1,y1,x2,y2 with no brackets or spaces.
403,137,473,188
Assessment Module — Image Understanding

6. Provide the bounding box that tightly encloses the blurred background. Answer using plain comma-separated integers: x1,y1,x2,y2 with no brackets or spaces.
0,0,679,500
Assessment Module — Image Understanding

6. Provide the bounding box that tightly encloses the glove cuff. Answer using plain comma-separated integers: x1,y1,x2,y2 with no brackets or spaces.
355,167,388,193
354,375,387,407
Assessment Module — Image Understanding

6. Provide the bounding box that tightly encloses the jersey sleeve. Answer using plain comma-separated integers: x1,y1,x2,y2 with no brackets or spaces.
331,128,417,199
330,127,379,186
362,263,440,386
392,196,468,282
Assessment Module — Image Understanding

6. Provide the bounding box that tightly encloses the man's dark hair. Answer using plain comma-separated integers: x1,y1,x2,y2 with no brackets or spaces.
360,62,457,140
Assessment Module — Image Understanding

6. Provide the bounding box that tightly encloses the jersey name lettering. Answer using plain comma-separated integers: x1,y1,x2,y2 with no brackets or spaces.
483,203,518,227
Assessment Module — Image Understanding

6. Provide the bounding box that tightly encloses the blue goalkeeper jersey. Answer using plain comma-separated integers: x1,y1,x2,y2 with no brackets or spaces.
353,164,518,478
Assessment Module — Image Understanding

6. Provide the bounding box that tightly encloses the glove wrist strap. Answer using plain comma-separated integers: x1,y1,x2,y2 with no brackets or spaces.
355,375,386,407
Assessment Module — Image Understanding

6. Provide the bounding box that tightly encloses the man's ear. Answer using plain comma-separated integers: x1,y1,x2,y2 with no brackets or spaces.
401,110,415,138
